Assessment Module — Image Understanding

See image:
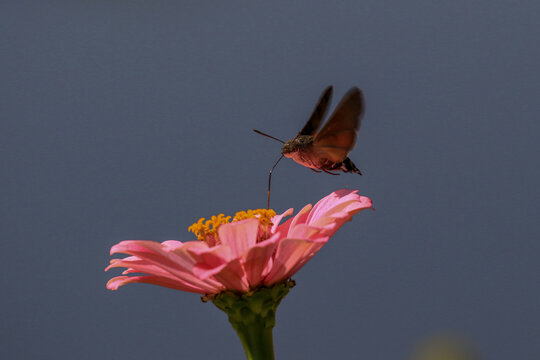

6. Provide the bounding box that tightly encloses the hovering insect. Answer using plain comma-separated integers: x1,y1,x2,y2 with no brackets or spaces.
254,86,365,208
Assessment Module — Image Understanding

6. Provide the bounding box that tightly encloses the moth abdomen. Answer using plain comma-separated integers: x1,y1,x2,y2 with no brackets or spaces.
335,157,362,175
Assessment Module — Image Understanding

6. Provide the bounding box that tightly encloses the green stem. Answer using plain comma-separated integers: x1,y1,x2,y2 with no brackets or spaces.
234,319,275,360
206,280,295,360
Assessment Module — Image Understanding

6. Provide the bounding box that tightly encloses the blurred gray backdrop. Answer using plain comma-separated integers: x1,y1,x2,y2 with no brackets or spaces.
1,1,539,359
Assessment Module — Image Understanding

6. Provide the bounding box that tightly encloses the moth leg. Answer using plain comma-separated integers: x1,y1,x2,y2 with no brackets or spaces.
310,168,322,173
322,169,340,175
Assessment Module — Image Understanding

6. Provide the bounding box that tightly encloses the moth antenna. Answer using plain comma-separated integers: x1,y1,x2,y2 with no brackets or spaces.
253,129,285,144
267,154,284,209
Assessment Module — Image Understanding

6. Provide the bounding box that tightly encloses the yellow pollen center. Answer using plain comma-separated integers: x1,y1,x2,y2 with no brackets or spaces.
188,209,276,242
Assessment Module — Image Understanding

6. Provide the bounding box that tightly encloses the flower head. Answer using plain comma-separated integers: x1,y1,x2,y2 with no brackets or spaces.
106,189,372,295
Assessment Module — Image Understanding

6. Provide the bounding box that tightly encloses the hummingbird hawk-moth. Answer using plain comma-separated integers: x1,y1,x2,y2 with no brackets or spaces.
281,85,363,175
254,86,365,208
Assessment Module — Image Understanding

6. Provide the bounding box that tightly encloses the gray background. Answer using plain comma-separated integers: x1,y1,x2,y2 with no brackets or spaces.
1,1,539,359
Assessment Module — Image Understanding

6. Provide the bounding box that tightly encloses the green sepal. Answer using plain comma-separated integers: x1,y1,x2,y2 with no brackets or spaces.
204,279,295,360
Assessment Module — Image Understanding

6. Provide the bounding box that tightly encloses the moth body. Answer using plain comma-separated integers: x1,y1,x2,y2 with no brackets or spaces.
281,135,361,174
281,135,317,169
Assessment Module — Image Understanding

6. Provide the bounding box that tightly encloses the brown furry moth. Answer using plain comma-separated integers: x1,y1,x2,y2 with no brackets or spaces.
254,86,365,208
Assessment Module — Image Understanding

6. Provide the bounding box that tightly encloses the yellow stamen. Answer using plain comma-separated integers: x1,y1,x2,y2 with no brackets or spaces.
233,209,277,226
188,209,276,243
188,214,231,241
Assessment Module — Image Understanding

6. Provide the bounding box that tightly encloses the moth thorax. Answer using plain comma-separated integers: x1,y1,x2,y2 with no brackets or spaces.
281,135,314,155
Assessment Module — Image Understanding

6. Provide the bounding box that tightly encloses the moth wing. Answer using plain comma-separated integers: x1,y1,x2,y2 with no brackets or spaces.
298,86,333,137
312,133,356,163
313,87,364,163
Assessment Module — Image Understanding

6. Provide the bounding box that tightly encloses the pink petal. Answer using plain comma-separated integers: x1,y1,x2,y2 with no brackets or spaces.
106,257,176,279
270,208,294,234
242,234,280,287
273,204,311,239
306,190,373,237
307,189,373,225
193,258,249,292
110,241,195,270
161,240,186,251
286,223,322,240
264,236,328,285
109,240,221,293
107,275,208,294
185,242,234,267
288,204,312,230
218,219,259,259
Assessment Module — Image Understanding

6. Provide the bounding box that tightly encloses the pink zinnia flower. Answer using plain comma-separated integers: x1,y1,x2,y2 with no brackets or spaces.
106,189,372,295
